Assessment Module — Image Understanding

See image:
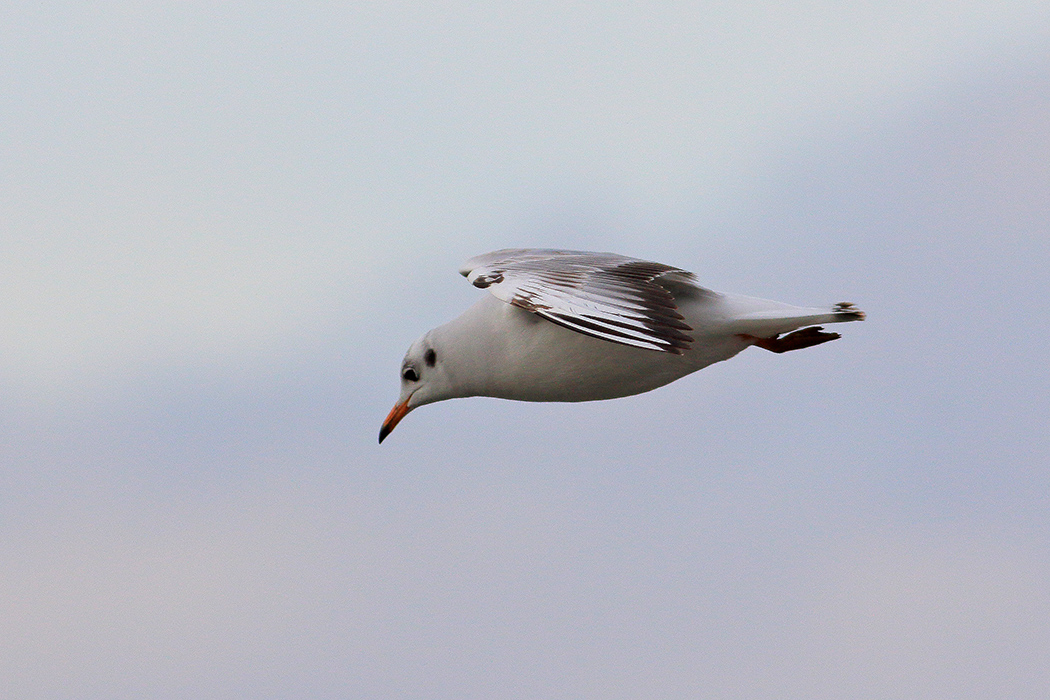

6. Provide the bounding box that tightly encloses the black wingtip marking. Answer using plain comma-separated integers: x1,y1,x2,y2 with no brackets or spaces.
471,272,504,288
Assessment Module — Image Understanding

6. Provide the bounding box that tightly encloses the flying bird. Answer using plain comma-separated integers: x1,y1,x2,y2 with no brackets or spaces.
380,248,864,442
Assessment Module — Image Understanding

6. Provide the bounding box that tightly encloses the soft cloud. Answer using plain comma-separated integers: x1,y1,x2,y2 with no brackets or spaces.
797,529,1050,698
0,232,372,392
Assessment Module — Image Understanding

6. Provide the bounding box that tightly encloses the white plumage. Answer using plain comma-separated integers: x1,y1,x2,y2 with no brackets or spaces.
380,249,864,442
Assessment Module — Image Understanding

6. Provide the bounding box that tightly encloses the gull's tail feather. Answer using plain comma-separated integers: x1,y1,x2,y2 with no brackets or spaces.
722,297,866,338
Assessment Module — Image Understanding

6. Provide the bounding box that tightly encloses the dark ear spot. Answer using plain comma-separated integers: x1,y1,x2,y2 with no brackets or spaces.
424,348,436,367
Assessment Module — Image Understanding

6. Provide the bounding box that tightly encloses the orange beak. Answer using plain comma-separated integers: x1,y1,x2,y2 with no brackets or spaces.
378,399,412,444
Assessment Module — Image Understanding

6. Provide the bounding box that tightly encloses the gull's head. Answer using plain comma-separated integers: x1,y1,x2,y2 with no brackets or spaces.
379,333,453,443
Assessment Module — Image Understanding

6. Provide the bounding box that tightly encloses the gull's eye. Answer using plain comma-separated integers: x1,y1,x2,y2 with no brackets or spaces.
424,349,436,367
402,366,419,382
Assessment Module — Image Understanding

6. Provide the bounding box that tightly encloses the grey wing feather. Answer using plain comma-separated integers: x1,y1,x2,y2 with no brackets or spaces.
459,248,712,353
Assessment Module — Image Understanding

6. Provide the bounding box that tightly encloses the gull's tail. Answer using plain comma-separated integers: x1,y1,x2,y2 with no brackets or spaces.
722,298,866,338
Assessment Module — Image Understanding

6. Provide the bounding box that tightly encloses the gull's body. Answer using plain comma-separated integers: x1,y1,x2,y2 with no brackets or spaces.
381,249,864,442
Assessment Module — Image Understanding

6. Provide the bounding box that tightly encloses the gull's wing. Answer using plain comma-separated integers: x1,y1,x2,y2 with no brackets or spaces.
459,248,712,354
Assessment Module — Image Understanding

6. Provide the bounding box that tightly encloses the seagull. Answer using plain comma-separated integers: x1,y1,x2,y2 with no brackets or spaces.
380,248,864,443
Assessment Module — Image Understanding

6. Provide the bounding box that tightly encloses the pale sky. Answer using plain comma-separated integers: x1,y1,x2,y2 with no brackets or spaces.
2,3,1049,699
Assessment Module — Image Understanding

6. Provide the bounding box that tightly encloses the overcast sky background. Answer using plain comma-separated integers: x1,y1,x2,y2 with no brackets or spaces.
2,2,1049,699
